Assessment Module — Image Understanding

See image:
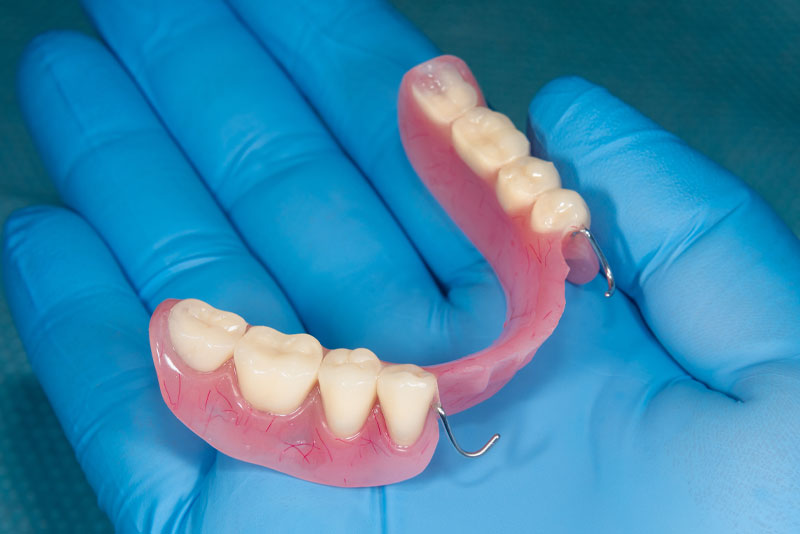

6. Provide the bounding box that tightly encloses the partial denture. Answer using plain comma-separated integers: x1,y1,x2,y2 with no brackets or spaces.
401,55,613,291
149,54,613,488
152,298,440,487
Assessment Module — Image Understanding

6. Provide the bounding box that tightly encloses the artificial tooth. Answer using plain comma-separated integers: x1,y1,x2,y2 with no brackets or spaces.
496,156,561,214
233,326,323,415
412,61,478,124
168,298,247,372
452,107,530,181
318,348,382,439
529,188,591,234
377,364,437,447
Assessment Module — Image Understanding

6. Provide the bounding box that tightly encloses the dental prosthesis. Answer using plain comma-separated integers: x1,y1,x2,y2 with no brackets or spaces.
149,55,614,487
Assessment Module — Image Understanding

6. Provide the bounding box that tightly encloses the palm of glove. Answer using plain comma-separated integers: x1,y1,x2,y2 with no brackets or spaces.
5,1,799,533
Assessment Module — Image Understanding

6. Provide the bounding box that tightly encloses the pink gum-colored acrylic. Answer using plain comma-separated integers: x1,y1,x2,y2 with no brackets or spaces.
399,55,585,414
150,299,439,487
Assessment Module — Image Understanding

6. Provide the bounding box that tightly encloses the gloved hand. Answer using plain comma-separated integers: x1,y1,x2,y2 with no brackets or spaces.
5,0,799,532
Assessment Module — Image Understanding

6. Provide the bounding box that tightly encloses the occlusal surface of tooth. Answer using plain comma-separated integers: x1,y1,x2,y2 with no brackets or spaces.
412,61,478,124
318,348,382,439
377,364,437,447
452,107,530,182
496,156,561,214
530,188,591,234
168,298,247,373
233,326,323,415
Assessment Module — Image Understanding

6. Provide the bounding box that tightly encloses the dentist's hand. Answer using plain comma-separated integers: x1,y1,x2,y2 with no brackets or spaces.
4,1,799,533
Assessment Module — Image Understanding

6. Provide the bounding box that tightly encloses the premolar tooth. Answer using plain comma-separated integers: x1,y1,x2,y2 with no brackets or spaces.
496,156,561,214
377,364,437,447
168,298,247,372
412,61,478,124
530,188,591,234
452,107,530,181
318,348,381,439
233,326,323,415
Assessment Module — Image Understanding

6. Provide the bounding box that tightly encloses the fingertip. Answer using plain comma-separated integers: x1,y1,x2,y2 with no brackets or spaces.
17,30,101,102
2,205,126,288
16,28,153,203
523,73,765,293
527,75,670,168
20,29,96,57
17,30,124,186
19,30,80,71
3,206,84,341
526,75,597,155
2,206,126,327
17,30,113,115
528,75,597,120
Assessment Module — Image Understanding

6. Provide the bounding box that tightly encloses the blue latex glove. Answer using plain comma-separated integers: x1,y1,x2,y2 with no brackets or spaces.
5,0,799,532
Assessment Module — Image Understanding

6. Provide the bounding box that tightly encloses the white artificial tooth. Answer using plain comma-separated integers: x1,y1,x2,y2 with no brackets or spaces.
529,188,591,234
452,107,530,182
318,348,382,439
168,298,247,372
412,62,478,124
233,326,323,415
496,156,561,215
376,364,437,447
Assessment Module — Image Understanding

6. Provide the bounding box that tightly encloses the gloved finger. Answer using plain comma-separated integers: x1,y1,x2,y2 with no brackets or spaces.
224,0,490,291
2,206,211,533
17,31,300,332
78,0,503,362
527,76,800,395
182,455,379,533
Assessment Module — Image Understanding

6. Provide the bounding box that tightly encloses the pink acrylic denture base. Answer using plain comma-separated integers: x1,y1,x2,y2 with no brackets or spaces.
400,56,570,413
151,299,439,487
149,55,577,487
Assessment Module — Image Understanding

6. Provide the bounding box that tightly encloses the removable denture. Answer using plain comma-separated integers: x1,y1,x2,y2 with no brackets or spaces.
149,55,600,487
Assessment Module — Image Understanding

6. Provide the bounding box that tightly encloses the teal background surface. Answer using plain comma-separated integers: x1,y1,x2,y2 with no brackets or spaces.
0,1,797,532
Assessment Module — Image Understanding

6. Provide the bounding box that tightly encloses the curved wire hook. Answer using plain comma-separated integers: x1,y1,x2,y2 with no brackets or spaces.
436,404,500,458
572,227,616,298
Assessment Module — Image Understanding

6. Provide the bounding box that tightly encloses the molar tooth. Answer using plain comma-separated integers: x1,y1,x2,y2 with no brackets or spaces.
233,326,323,415
412,62,478,124
529,188,591,234
496,156,561,214
452,107,530,182
168,298,247,372
377,364,437,447
318,348,381,439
